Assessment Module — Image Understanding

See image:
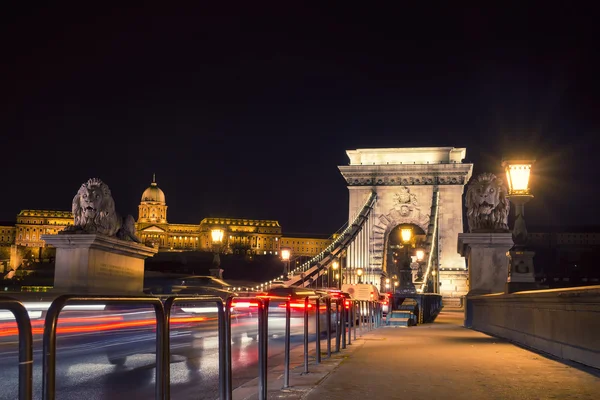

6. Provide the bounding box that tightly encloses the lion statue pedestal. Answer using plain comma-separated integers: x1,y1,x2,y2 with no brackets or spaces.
43,233,157,293
459,173,513,297
42,178,157,293
458,233,513,295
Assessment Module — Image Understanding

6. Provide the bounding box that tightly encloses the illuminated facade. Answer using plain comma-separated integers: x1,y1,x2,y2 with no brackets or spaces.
279,236,332,257
14,210,73,247
0,225,16,246
135,178,284,254
0,178,332,263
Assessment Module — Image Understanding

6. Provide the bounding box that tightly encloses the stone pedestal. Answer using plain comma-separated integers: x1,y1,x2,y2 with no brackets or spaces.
505,250,536,293
458,233,513,296
42,234,158,293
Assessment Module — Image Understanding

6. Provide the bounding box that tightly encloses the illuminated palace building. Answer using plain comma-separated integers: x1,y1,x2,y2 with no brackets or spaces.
0,178,332,267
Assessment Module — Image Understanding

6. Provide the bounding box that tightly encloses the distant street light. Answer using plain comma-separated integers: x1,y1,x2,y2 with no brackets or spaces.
210,228,224,278
281,248,291,278
401,228,412,244
356,268,363,283
332,260,340,289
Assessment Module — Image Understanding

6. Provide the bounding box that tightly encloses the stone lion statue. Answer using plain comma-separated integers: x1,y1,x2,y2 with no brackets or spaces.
466,172,510,233
62,178,141,242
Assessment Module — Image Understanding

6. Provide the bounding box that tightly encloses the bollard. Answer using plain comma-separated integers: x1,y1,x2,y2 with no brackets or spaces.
283,300,291,388
315,297,321,364
0,297,33,400
303,296,309,374
326,297,332,358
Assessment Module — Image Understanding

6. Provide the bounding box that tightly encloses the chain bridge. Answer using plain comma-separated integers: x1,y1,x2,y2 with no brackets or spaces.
284,147,473,305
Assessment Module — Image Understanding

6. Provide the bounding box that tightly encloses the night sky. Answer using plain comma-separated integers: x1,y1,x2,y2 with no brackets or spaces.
2,4,599,234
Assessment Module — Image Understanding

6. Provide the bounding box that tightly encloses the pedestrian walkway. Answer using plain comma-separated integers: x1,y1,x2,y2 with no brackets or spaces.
302,309,600,400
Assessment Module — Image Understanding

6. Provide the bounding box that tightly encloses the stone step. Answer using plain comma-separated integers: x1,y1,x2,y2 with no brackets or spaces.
387,317,411,327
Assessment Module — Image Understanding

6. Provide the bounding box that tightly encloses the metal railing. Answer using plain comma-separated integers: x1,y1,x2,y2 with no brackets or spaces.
0,296,33,400
2,293,385,400
42,295,167,400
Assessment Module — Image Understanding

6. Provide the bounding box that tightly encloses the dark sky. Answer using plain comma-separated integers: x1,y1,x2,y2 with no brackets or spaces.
2,3,599,234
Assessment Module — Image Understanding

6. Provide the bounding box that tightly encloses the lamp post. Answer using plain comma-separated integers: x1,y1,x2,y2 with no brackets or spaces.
332,260,340,289
398,228,415,293
210,228,224,279
356,268,363,284
502,159,537,293
281,248,291,279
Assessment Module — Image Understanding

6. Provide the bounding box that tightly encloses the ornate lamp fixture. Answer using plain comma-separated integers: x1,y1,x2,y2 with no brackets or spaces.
503,160,535,246
502,159,537,292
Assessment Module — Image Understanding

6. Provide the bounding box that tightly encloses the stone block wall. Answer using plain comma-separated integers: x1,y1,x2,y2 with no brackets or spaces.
466,286,600,369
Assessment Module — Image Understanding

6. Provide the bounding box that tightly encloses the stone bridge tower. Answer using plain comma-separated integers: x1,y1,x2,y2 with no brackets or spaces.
338,147,473,304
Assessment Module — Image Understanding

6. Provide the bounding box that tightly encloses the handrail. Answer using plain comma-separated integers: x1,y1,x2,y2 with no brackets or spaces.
163,295,230,400
287,191,377,287
42,295,167,400
0,296,33,400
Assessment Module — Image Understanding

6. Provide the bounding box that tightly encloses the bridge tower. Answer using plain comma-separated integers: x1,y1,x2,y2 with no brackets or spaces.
338,147,473,305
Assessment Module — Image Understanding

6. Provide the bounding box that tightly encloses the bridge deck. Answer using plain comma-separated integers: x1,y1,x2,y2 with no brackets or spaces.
304,309,600,400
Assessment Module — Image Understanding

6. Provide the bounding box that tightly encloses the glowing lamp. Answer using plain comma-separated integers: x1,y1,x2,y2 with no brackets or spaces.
211,229,224,244
416,249,425,262
281,248,291,261
502,159,535,195
385,278,390,284
356,268,363,277
401,228,412,243
332,261,339,270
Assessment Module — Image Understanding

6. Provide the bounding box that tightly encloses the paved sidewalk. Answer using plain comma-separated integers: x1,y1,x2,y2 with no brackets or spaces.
303,309,600,400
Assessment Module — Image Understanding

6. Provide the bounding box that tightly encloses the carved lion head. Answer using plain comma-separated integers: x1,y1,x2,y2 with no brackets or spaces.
72,178,118,236
466,173,510,233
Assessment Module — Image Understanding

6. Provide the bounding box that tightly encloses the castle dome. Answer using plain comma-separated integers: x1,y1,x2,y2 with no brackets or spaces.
141,175,166,204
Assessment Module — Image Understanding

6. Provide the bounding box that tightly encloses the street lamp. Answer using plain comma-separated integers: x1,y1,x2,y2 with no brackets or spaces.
356,268,363,283
332,260,340,289
401,228,412,244
210,228,224,279
416,249,425,262
502,159,536,292
281,248,291,278
399,227,415,292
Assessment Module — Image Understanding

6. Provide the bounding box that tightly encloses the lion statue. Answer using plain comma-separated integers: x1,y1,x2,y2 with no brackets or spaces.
465,172,510,233
62,178,141,242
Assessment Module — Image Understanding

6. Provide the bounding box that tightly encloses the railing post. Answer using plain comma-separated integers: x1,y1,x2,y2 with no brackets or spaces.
303,296,309,374
326,297,332,358
0,297,33,400
353,301,357,340
341,302,346,349
315,297,321,364
347,300,352,346
258,297,269,400
283,300,291,388
334,300,340,353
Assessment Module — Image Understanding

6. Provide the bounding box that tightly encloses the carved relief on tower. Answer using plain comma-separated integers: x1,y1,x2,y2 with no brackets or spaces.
344,174,467,186
390,186,430,228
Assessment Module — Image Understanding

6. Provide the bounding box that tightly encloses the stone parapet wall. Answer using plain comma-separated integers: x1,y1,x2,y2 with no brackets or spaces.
466,286,600,369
